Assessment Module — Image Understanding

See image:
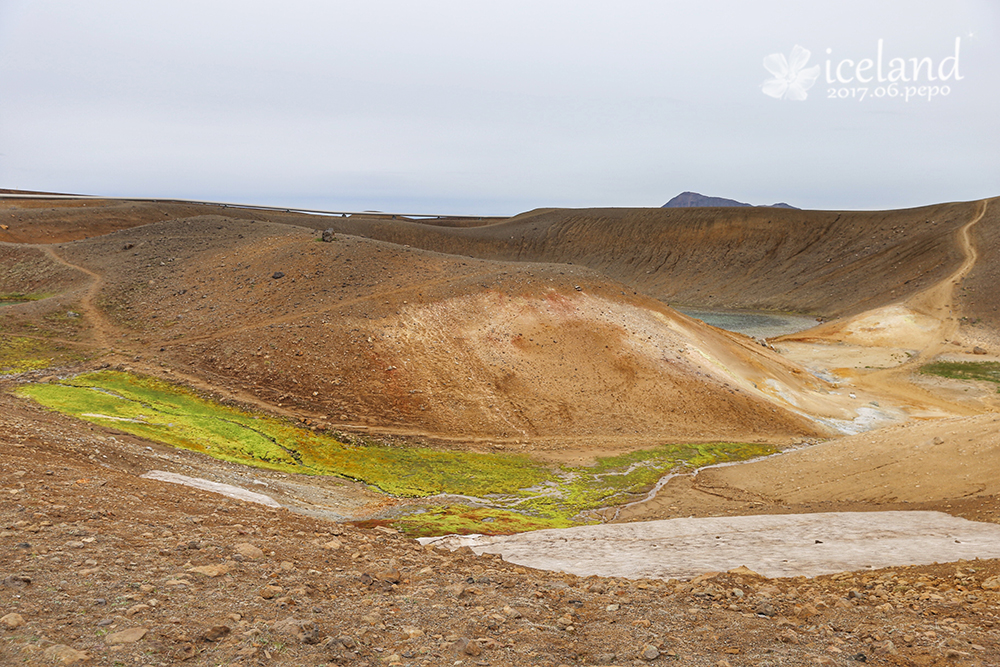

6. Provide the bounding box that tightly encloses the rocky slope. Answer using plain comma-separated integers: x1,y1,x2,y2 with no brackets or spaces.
2,401,999,666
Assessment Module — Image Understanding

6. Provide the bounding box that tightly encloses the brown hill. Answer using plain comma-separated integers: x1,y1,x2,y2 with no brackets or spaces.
958,199,1000,345
20,215,829,451
7,195,996,327
322,201,998,323
0,197,359,244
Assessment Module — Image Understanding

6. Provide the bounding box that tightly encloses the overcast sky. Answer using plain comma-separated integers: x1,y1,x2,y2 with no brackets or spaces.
0,1,997,215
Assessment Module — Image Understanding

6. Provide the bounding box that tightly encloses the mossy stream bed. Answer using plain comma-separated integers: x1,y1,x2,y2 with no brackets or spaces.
17,371,776,536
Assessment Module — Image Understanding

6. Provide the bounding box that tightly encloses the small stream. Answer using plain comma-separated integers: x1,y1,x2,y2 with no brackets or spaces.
596,441,819,521
414,444,820,528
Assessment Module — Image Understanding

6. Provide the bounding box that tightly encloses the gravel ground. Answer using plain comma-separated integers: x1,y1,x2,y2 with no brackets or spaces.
2,400,999,667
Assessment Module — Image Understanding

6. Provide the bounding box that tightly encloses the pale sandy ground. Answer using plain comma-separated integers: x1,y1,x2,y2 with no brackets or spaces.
769,200,991,424
674,202,999,501
691,414,1000,506
423,511,1000,579
615,411,1000,526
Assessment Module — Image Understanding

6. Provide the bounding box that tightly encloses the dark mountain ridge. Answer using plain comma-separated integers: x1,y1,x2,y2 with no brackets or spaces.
664,191,798,209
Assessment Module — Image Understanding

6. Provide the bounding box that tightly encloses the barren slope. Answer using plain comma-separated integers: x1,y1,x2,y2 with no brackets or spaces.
323,202,991,321
0,196,493,244
26,216,832,449
955,198,1000,344
7,196,992,325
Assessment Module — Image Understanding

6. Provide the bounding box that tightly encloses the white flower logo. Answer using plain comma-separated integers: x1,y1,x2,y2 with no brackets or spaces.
762,45,820,101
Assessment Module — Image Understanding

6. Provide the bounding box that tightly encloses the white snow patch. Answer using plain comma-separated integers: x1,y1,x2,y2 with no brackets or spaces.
423,511,1000,580
141,470,280,508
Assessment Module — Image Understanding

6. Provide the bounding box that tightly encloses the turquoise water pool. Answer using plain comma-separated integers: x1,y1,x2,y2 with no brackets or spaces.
675,308,820,339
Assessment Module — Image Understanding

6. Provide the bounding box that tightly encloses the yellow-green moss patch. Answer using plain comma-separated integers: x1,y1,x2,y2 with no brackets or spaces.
0,335,85,374
17,371,551,497
17,371,778,536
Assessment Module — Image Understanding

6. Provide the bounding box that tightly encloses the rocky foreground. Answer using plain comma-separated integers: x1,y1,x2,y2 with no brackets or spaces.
2,404,999,667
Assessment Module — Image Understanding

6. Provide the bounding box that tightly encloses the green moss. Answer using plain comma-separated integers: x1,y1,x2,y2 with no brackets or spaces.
17,370,778,536
385,441,775,535
920,361,1000,390
0,335,85,374
17,371,551,497
520,441,776,521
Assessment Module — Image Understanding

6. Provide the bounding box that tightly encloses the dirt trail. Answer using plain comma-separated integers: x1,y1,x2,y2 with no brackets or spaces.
770,201,990,419
850,200,989,410
905,198,986,362
39,245,113,350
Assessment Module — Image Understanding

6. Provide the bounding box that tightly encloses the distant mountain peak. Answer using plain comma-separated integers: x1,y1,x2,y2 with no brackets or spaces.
663,192,751,208
663,192,798,209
